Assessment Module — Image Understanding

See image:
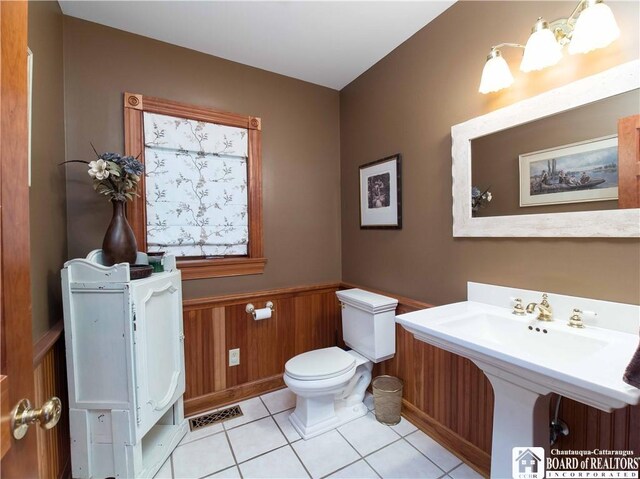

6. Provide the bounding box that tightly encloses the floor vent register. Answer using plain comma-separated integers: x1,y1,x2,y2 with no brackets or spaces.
189,405,243,431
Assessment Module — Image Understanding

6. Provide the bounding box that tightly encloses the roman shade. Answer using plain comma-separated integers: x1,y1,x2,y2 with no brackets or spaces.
143,111,249,257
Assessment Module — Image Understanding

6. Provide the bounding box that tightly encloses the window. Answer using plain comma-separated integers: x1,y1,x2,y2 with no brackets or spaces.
124,93,265,280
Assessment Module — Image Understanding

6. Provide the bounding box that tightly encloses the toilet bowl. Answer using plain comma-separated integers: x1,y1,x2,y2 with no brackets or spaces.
284,289,398,440
284,347,372,439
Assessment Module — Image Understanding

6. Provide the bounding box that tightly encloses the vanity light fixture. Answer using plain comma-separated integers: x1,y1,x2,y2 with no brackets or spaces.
478,0,620,94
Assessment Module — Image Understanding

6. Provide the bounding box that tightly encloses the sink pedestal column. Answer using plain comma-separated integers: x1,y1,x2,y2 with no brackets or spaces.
484,370,552,479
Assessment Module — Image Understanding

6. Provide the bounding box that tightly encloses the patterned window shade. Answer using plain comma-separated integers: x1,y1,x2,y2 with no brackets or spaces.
143,112,249,257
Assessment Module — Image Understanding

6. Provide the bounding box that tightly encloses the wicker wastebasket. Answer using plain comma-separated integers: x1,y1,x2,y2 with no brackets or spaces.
372,375,403,425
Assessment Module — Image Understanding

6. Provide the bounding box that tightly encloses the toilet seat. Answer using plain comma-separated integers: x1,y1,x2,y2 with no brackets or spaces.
285,347,356,381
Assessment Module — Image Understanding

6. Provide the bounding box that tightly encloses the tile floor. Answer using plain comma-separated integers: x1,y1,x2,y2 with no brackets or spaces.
155,388,483,479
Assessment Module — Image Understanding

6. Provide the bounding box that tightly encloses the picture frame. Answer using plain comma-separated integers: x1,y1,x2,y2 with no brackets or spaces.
519,135,618,208
359,154,402,229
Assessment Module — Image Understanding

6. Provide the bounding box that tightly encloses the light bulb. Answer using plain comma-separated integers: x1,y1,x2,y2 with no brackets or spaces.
479,50,514,94
520,18,563,72
569,1,620,55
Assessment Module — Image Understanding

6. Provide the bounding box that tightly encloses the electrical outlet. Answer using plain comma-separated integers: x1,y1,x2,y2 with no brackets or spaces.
229,348,240,367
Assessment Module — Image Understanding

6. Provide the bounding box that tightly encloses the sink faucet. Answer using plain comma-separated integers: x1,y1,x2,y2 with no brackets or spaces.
526,293,553,321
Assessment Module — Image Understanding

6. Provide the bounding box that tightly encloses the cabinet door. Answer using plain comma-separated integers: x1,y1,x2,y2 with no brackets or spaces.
132,273,185,439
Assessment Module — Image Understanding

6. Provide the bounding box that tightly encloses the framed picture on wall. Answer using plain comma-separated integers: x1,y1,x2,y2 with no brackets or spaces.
359,154,402,229
519,135,619,207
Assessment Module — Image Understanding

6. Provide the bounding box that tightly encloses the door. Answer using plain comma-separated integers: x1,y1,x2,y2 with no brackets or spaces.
132,273,185,439
618,114,640,208
0,1,38,477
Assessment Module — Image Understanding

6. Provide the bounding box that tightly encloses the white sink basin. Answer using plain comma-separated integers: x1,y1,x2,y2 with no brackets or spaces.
397,301,639,410
443,312,607,362
397,299,640,478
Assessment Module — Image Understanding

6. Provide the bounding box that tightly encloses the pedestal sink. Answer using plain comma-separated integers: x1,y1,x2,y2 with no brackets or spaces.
396,283,640,479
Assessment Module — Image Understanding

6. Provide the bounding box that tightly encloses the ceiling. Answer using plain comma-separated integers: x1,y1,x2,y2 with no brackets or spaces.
59,1,455,90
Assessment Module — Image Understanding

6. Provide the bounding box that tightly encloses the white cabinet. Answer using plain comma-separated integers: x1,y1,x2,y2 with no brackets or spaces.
62,251,188,478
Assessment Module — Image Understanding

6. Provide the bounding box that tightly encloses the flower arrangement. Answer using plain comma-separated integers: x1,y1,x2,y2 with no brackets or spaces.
471,186,492,213
64,145,144,202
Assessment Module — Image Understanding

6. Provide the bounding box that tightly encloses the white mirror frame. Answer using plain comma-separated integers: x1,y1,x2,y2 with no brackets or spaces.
452,60,640,237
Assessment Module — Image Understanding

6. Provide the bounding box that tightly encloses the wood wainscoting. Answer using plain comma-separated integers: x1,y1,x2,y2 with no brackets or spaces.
343,283,640,478
32,321,71,479
182,282,342,416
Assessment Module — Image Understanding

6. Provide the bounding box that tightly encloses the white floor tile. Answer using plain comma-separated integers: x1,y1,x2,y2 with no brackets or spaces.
364,392,375,411
261,388,297,414
406,430,462,472
206,466,241,478
292,430,360,479
154,458,172,479
327,460,379,478
239,445,309,478
223,397,270,430
227,416,287,463
180,422,224,445
274,409,302,443
388,417,418,437
172,432,235,479
366,440,445,479
448,463,483,479
337,412,400,456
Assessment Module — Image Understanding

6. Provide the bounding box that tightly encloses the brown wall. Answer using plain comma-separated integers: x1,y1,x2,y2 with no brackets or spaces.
472,89,639,217
28,1,68,341
63,17,341,300
340,1,640,306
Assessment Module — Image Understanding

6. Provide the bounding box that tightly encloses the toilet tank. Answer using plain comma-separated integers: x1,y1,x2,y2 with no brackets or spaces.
336,289,398,363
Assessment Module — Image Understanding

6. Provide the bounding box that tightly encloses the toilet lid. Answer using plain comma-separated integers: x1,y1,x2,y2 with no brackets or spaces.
285,347,356,381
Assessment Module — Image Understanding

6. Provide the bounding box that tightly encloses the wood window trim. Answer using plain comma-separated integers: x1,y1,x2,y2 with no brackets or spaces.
123,92,265,280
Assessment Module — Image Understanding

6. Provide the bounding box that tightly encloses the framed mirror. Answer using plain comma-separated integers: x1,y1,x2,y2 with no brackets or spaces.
451,60,640,237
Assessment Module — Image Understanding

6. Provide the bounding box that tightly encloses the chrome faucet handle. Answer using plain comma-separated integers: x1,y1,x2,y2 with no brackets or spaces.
512,298,526,316
568,308,585,328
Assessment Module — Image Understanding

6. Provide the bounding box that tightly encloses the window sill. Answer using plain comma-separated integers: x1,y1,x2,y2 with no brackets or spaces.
177,257,267,280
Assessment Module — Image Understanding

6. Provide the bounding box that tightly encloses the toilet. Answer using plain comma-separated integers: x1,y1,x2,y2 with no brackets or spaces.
284,288,398,439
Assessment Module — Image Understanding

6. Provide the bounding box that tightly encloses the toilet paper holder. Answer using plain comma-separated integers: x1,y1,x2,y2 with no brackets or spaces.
246,301,275,319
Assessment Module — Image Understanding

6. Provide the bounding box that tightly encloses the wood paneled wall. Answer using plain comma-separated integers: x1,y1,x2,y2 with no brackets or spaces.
32,324,70,479
554,397,640,452
182,283,342,416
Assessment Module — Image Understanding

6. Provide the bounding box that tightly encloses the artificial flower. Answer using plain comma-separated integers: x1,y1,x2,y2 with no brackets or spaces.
88,159,110,180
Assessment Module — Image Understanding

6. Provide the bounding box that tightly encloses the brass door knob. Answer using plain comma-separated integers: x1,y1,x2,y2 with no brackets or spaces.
11,397,62,440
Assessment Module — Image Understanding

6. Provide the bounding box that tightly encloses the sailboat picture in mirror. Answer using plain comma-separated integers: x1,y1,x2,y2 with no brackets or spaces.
519,135,618,207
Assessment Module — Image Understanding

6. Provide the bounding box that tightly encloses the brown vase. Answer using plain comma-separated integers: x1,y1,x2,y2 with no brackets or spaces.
102,200,138,266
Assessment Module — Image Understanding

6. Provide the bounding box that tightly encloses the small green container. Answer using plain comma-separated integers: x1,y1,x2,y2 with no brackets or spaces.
147,252,165,273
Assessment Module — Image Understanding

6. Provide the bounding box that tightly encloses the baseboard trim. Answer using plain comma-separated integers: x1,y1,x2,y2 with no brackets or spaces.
185,374,285,417
401,400,490,478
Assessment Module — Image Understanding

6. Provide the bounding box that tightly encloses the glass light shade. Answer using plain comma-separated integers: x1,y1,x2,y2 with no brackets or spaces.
568,2,620,55
520,27,563,72
479,52,514,94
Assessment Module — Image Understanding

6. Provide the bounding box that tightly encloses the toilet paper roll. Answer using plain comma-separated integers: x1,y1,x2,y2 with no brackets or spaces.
253,307,272,321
